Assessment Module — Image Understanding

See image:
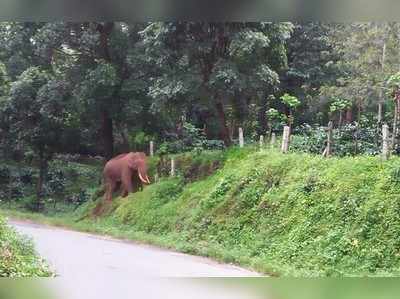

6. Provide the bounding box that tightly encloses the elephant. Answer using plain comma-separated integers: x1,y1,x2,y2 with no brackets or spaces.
103,152,151,201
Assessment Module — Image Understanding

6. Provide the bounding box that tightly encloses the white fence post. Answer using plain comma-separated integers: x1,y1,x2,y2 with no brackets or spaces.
270,133,276,148
170,158,176,177
259,135,264,149
239,127,244,148
382,124,390,161
150,141,154,157
322,121,333,158
281,126,290,153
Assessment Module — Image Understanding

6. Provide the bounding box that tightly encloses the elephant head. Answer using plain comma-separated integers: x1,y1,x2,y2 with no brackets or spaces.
126,152,151,184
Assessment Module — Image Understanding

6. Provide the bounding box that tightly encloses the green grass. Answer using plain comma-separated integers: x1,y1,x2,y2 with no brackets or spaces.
4,147,400,276
0,214,52,277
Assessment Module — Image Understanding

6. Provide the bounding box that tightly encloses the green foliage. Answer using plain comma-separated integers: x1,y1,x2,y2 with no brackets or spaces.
292,123,379,156
0,215,52,277
155,150,225,182
157,122,225,155
280,93,301,108
387,72,400,96
0,159,100,211
267,108,288,131
330,98,351,113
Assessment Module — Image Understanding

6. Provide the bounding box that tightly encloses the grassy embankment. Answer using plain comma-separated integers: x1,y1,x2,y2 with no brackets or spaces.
3,147,400,276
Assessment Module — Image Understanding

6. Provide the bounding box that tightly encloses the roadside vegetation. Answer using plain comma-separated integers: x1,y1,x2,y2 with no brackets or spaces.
0,214,52,277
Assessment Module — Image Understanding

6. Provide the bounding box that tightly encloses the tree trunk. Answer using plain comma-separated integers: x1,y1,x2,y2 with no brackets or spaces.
98,22,115,161
119,123,130,152
378,36,387,124
338,110,343,129
257,101,268,135
36,151,48,212
345,108,353,123
215,101,231,146
392,95,400,151
102,109,114,161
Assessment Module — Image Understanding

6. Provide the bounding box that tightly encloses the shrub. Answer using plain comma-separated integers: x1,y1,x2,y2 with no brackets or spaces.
291,123,379,156
157,122,224,155
45,168,66,196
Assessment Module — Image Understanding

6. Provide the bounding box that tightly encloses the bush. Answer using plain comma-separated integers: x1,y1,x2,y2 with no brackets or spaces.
155,151,225,182
157,122,225,155
45,168,66,196
291,123,379,156
68,189,90,206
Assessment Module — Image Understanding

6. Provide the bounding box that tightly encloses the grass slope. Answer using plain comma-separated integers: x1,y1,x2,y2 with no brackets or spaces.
85,148,400,276
5,148,400,276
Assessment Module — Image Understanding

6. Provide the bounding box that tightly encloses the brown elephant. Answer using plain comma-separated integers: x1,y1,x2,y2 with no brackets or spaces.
103,152,151,201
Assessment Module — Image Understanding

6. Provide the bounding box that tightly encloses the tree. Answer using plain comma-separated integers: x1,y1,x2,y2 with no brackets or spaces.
141,22,292,146
3,67,74,210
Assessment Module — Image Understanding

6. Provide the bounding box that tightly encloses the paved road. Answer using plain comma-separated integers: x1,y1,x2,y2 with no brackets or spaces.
10,220,261,299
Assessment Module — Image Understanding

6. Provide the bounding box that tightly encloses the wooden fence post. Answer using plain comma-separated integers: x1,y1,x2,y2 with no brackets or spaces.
150,141,154,157
382,124,390,161
239,127,244,148
281,126,290,153
270,133,276,148
322,121,333,158
259,135,264,149
170,158,176,177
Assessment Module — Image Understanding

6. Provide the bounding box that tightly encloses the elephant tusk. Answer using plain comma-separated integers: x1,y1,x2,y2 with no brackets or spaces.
139,172,148,184
145,175,151,184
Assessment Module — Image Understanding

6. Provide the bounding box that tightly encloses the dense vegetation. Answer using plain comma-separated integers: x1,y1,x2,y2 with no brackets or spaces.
0,215,51,277
2,22,400,276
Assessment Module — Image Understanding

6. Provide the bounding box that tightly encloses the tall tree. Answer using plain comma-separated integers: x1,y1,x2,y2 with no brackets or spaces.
141,22,292,145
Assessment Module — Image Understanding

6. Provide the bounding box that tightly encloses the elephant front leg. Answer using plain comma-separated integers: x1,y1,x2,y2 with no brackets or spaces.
121,171,134,196
120,188,129,198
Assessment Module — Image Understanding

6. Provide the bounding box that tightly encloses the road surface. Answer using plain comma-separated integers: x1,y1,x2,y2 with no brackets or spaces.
9,220,261,299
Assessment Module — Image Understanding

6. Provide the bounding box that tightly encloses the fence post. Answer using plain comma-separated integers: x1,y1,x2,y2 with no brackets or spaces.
281,126,290,153
150,141,154,157
382,124,390,161
170,158,176,177
259,135,264,149
322,121,333,158
239,127,244,148
270,133,276,148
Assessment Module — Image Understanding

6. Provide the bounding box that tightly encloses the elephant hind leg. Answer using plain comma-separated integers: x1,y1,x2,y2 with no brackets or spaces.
104,180,117,202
